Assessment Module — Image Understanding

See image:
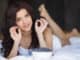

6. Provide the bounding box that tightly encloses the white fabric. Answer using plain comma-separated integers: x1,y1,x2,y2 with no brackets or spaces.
32,51,52,60
52,45,80,60
52,35,62,52
19,46,31,56
69,36,80,45
7,45,80,60
0,56,7,60
52,53,76,60
1,36,80,60
9,56,33,60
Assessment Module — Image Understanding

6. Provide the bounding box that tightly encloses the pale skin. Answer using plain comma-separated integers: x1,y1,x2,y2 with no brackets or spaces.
43,27,52,49
38,4,80,46
8,8,52,58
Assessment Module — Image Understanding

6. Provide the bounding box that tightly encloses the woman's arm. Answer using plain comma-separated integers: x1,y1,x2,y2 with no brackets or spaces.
35,19,48,48
8,27,21,58
7,42,19,58
39,4,70,46
43,27,53,49
37,27,52,49
37,31,47,48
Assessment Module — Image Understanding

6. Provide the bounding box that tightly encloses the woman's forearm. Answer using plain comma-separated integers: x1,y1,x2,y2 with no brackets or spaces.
43,27,52,49
8,41,19,58
37,33,47,48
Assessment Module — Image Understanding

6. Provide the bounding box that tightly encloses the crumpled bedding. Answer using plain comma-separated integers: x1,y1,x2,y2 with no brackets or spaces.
52,44,80,60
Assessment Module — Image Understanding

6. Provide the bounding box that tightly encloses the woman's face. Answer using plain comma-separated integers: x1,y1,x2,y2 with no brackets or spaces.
16,8,32,32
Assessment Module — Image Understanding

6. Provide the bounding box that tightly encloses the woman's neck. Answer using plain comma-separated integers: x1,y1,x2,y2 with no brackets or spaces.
20,31,32,49
22,31,32,37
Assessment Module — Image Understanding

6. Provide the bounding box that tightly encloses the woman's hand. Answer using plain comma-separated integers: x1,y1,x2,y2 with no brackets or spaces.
35,18,48,34
9,26,22,43
35,18,48,48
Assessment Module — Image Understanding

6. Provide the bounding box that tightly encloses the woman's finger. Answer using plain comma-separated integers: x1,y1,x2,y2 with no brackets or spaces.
40,18,48,26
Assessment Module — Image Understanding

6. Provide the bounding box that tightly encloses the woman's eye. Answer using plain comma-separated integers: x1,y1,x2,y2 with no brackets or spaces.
16,18,21,22
25,14,30,17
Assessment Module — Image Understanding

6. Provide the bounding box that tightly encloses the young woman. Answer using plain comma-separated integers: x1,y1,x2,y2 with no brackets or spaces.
2,1,52,58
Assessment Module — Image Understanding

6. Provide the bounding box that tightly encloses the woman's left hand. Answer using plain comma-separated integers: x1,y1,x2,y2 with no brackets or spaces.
35,18,48,34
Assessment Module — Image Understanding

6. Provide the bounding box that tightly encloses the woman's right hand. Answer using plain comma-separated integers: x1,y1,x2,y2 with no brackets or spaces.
9,26,22,43
35,18,48,34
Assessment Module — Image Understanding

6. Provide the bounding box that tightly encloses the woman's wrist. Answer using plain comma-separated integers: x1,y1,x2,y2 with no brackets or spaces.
14,40,20,46
36,31,43,36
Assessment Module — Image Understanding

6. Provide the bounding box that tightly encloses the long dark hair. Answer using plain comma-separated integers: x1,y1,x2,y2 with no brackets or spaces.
8,0,46,19
2,1,39,57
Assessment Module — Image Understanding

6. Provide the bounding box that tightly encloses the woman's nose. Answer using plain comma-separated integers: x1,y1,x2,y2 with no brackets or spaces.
22,18,27,23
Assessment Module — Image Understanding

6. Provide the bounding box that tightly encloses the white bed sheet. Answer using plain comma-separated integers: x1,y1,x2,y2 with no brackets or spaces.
0,36,80,60
0,44,80,60
52,45,80,60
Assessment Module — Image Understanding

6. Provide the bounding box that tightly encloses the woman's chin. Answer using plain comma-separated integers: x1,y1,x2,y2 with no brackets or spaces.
22,28,31,32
